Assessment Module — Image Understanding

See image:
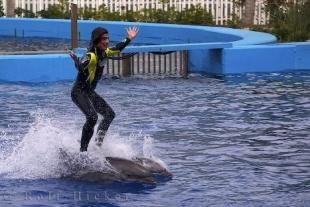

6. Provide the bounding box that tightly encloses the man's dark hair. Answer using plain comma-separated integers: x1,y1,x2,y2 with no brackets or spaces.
89,27,109,49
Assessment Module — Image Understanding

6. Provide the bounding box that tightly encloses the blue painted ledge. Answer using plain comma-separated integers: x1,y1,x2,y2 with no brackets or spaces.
0,18,309,82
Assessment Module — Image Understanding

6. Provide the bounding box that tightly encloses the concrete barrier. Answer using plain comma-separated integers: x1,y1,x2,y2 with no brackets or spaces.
0,54,74,82
0,18,309,82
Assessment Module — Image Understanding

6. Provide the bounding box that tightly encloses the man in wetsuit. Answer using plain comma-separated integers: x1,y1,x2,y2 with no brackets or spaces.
69,26,139,152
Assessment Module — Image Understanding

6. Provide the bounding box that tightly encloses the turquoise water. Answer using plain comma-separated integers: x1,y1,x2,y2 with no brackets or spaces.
0,71,309,206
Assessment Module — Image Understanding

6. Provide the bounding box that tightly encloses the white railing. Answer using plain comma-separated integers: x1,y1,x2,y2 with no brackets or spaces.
7,0,268,25
2,0,6,14
254,0,267,25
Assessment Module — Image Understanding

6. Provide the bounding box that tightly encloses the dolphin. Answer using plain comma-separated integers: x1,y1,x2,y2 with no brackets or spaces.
133,157,172,177
106,157,155,184
58,148,171,184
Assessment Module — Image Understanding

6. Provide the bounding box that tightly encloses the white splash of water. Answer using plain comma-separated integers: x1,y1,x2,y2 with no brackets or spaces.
0,110,75,179
0,110,166,180
143,134,169,170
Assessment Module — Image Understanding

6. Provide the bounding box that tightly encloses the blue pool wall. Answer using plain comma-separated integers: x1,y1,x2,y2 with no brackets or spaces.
0,54,73,82
0,18,309,82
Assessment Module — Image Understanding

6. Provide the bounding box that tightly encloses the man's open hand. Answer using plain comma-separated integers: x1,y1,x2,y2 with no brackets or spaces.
126,26,139,40
68,50,80,68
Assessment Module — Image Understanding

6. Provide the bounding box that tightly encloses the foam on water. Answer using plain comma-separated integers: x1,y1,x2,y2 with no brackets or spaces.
0,110,163,180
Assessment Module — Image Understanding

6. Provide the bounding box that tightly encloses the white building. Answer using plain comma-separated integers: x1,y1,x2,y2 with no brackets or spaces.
2,0,266,25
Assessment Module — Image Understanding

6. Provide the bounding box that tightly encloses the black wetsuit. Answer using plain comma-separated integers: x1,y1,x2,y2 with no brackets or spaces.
71,33,130,152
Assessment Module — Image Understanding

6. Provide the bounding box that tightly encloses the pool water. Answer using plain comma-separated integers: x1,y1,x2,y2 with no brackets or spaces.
0,35,89,52
0,71,309,206
0,36,149,52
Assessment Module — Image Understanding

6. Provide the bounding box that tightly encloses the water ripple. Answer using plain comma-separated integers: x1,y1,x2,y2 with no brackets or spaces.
0,71,309,206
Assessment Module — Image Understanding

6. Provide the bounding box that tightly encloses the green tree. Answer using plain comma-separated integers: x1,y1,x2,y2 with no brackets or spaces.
265,0,310,41
58,0,69,10
105,11,122,21
80,6,96,20
142,8,156,22
23,9,36,18
37,5,63,18
265,0,287,26
141,5,213,25
226,14,242,28
0,0,4,17
14,7,35,17
121,10,141,22
143,8,170,23
38,3,213,26
37,3,69,19
36,0,69,19
304,0,310,34
14,7,23,17
159,0,169,10
93,4,108,20
176,4,213,25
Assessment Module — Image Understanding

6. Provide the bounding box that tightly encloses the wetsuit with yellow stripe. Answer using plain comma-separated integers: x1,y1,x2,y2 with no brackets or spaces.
71,37,131,152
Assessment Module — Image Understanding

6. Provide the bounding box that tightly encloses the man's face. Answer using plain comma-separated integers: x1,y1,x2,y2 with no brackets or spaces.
97,33,109,50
